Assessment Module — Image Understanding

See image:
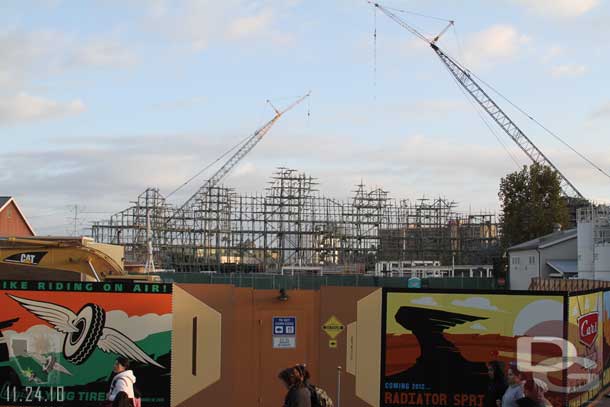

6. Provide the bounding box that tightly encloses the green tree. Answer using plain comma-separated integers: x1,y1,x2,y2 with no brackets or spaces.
498,163,569,249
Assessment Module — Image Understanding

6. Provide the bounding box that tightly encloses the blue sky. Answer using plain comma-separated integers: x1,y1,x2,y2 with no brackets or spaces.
1,0,609,235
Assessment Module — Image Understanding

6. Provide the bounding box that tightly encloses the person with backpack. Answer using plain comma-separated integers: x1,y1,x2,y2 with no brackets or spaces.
279,366,311,407
107,357,140,407
294,364,334,407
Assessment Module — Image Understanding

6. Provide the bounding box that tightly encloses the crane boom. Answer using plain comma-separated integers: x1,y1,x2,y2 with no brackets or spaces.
171,91,311,219
431,44,584,199
371,2,584,199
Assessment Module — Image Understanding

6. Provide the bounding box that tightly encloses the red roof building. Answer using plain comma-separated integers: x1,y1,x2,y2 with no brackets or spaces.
0,197,35,237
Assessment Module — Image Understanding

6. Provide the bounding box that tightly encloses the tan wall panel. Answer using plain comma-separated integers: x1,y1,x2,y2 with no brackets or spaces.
173,284,245,407
318,286,378,407
171,285,221,407
356,289,382,407
346,321,357,375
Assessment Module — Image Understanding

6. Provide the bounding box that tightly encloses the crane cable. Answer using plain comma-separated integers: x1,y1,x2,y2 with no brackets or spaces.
165,132,252,199
384,5,452,23
467,71,610,180
448,25,521,169
383,6,521,169
448,72,522,169
376,2,610,182
373,5,377,98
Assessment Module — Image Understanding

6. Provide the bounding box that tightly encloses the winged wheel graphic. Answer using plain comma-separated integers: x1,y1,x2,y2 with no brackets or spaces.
7,294,165,368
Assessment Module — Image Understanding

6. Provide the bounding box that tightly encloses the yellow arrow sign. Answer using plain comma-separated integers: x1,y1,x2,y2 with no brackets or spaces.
322,315,345,339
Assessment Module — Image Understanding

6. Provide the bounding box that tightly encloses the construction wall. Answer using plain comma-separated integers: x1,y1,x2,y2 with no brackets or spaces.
171,287,610,407
170,284,380,407
5,281,610,406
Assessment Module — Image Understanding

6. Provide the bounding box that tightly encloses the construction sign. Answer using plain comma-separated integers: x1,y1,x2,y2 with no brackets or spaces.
322,316,344,339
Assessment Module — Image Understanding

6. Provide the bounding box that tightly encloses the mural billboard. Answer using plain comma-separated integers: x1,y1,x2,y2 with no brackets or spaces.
0,280,172,406
382,290,565,407
601,291,610,386
567,292,603,407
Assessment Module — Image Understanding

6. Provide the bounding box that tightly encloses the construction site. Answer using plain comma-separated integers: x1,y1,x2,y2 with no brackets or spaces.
91,168,499,274
89,4,605,278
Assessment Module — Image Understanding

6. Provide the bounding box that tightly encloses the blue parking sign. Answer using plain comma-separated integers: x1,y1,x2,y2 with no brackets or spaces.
273,316,296,336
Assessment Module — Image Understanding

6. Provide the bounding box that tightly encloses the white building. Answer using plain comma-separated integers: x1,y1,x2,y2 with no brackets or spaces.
507,229,577,290
374,260,492,278
577,206,610,280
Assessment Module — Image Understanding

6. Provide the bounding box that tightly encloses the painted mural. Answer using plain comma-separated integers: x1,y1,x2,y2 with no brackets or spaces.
567,292,604,407
382,291,565,407
0,280,172,406
604,290,610,387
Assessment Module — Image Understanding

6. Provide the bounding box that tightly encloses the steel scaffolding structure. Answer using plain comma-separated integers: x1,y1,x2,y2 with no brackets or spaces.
91,168,499,272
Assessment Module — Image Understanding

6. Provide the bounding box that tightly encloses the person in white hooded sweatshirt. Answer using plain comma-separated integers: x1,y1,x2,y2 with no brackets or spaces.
107,356,137,407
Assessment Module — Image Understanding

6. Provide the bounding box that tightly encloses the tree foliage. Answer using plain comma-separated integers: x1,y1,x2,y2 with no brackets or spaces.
498,163,569,249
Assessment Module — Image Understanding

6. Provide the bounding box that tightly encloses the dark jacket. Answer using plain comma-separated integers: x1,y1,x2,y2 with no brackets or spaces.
283,384,311,407
516,397,550,407
484,380,507,407
113,392,134,407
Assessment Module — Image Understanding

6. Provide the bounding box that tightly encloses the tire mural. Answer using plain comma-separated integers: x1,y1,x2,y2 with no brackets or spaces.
63,303,106,365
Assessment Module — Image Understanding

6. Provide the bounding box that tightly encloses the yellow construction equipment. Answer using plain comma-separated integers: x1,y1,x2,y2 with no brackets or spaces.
0,236,159,282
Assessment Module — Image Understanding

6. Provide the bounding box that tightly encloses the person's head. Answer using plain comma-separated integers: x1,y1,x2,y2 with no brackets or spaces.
278,367,303,389
294,364,310,382
524,377,547,401
506,362,523,385
113,356,130,374
487,361,505,382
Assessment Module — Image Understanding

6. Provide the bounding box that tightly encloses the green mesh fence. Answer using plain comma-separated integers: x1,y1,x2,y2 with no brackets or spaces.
153,273,498,290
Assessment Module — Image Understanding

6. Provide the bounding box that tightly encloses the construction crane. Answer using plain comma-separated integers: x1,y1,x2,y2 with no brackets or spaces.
168,91,311,221
370,2,585,200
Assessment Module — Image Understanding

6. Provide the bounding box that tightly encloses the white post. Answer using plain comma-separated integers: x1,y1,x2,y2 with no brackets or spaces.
336,366,342,407
452,255,455,277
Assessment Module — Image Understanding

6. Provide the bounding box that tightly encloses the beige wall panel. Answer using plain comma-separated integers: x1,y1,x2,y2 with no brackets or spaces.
171,285,221,407
346,321,357,375
356,288,382,407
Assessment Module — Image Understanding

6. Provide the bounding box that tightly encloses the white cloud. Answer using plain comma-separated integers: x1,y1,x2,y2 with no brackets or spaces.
151,96,207,110
463,25,530,69
0,28,65,88
590,102,610,120
411,296,439,306
69,39,138,68
234,162,256,177
145,0,296,52
452,297,500,311
227,9,274,40
470,323,487,331
0,28,137,90
551,64,587,78
6,129,609,235
0,92,85,125
513,0,599,17
542,45,564,62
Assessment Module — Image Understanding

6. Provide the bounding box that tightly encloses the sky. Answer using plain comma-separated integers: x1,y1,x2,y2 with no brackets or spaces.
1,0,609,235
